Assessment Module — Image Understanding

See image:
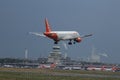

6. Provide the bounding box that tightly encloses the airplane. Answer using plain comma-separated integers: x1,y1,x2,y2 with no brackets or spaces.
86,65,118,72
30,18,92,45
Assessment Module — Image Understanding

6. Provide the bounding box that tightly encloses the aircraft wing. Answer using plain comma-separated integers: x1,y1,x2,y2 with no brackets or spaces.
29,32,46,37
81,34,93,38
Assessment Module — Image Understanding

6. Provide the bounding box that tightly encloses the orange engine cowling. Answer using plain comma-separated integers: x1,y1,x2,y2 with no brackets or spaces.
75,37,82,42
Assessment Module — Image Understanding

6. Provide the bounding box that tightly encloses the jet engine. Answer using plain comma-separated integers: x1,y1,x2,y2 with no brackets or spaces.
75,37,82,42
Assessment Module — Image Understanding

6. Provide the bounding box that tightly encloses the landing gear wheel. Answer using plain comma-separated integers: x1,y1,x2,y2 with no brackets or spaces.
73,42,76,44
68,42,72,45
54,41,58,44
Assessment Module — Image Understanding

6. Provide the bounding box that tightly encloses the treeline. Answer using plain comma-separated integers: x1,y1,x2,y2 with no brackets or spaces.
0,58,119,66
0,58,36,64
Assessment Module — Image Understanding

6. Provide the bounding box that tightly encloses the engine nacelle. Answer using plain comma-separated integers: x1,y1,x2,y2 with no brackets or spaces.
75,37,82,43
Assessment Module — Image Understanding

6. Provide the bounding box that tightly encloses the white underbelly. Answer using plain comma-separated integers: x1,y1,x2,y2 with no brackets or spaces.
56,31,80,40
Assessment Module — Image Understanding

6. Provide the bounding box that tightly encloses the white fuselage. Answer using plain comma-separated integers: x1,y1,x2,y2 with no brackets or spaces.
51,31,80,40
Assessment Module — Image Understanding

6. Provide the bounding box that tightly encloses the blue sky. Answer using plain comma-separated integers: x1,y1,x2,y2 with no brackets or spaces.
0,0,120,63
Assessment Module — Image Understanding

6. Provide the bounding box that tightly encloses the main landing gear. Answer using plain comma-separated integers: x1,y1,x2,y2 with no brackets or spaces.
68,39,72,45
68,42,72,45
54,40,76,45
68,40,76,45
54,41,58,44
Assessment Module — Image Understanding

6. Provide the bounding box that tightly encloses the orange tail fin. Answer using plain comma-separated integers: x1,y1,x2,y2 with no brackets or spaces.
45,18,51,32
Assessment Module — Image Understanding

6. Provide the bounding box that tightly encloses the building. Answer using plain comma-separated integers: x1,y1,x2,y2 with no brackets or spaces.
47,46,62,65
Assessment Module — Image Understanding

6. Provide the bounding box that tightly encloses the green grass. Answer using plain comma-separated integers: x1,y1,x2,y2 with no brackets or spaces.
0,68,119,80
52,69,120,76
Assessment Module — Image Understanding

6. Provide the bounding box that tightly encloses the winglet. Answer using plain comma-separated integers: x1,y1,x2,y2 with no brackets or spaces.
45,18,51,32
